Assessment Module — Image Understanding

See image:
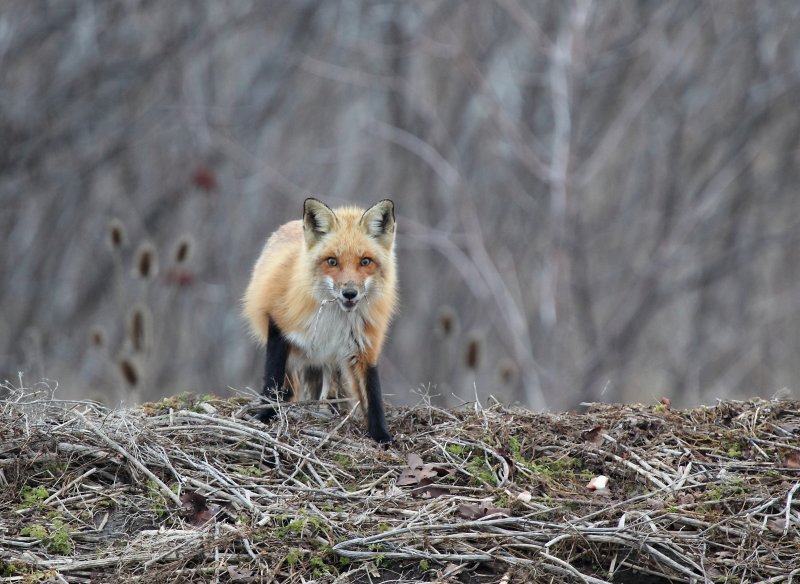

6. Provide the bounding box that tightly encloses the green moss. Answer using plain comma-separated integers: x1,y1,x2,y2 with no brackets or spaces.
706,478,745,501
274,518,305,538
508,435,523,460
147,392,217,414
21,519,73,555
334,454,355,468
446,444,466,456
21,525,48,540
146,480,170,517
233,465,263,477
419,559,430,571
274,512,328,540
0,562,20,578
20,485,49,507
44,462,68,477
286,550,302,565
465,453,499,486
726,443,743,458
522,455,583,481
46,520,73,555
309,556,333,579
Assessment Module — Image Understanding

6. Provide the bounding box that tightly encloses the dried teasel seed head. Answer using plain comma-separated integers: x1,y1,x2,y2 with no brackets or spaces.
192,165,217,191
107,218,127,252
464,331,484,371
434,305,459,339
497,357,518,386
132,241,158,280
88,325,107,348
118,358,139,386
172,234,195,265
127,304,152,352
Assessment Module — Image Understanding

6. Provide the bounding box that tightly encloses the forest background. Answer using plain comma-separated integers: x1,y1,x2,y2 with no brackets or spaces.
2,1,799,412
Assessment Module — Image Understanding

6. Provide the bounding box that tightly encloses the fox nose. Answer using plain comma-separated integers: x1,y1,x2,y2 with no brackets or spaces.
342,287,358,300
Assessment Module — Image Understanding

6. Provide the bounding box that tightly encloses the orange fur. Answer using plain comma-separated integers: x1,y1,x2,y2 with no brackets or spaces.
243,199,398,439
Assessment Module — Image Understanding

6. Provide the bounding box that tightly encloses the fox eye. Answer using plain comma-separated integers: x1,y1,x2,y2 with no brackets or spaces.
360,257,372,267
326,257,338,267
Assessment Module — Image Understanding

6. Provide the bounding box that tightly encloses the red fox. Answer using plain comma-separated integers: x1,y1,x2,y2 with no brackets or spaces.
243,198,398,443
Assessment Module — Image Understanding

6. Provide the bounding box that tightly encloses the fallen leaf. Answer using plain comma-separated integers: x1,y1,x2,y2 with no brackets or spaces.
785,452,800,469
407,452,423,470
227,566,255,583
704,566,723,579
766,518,786,535
410,485,450,499
660,397,671,409
582,426,605,446
397,453,452,487
397,465,439,486
441,563,464,578
456,503,510,520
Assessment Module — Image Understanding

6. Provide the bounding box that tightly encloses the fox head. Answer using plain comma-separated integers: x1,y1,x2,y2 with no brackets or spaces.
303,198,396,313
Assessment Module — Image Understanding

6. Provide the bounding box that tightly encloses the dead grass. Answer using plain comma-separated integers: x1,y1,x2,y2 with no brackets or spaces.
1,383,800,583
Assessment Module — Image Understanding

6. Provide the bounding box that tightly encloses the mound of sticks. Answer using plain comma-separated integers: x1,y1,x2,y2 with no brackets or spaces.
1,385,799,583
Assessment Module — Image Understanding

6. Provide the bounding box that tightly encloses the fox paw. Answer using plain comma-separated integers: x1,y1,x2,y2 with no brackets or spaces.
255,406,278,424
370,428,393,445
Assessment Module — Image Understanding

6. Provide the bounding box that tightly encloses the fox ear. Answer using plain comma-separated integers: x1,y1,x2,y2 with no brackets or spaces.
361,199,395,249
303,198,336,246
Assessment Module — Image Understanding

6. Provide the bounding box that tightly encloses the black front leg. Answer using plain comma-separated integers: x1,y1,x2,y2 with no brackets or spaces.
256,320,291,423
365,364,392,443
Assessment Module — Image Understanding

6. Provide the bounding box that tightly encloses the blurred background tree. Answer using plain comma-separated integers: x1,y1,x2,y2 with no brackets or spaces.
2,1,799,410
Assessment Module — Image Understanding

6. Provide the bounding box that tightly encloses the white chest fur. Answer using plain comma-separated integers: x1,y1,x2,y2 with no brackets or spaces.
286,303,370,365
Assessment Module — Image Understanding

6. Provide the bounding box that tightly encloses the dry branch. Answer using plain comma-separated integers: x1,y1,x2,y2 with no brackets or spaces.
1,388,799,583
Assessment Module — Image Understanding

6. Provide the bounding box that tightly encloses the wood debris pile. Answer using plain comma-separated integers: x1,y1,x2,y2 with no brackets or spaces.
1,384,799,583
